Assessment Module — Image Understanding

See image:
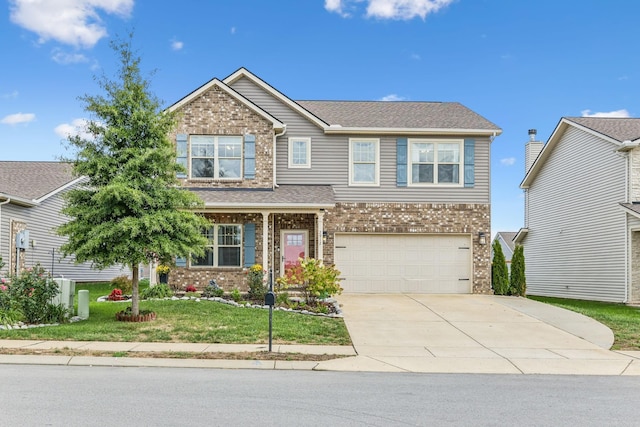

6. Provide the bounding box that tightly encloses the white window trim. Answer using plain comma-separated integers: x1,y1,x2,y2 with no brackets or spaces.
189,135,243,180
408,138,464,187
288,137,312,168
349,138,380,186
191,224,243,268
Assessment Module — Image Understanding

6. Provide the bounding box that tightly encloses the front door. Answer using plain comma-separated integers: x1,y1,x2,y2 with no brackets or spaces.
280,230,308,275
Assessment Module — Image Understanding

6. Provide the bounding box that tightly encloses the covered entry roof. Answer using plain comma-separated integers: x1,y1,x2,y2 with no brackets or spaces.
187,185,335,209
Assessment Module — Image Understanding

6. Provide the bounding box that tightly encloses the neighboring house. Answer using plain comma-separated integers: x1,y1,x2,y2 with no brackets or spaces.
0,161,128,281
491,231,517,271
516,119,640,303
166,68,501,294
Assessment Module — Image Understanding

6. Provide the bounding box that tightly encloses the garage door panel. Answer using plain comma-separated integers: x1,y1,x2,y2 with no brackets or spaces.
335,234,472,294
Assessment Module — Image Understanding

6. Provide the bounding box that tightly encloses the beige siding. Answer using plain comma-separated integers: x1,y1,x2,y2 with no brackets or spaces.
524,126,627,302
230,77,491,204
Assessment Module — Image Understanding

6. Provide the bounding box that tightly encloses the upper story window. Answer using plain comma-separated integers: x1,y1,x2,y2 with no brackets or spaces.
288,137,311,168
409,139,463,186
349,138,380,186
192,224,242,267
190,135,242,179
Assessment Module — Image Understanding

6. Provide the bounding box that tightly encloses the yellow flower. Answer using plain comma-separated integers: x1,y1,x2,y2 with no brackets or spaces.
157,265,170,274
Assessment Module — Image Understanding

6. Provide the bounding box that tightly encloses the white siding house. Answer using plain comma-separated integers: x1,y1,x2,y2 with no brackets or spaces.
516,118,640,303
0,161,128,281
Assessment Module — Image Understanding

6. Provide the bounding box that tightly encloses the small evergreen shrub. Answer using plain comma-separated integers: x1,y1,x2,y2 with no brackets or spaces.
491,239,509,295
509,245,526,296
230,287,242,303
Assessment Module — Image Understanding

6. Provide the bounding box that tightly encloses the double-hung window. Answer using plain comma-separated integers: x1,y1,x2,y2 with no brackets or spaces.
288,137,311,168
190,135,242,179
192,225,242,267
409,139,463,186
349,138,379,186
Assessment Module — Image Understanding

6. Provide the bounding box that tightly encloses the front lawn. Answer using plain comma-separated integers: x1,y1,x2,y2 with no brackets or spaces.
529,296,640,350
0,282,351,346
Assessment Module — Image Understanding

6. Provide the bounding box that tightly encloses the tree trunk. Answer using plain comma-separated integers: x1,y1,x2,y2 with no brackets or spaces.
131,264,139,316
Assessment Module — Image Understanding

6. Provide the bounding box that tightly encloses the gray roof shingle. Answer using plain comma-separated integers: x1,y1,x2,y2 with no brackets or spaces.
496,231,518,252
566,117,640,142
0,161,76,201
297,100,501,131
188,185,335,208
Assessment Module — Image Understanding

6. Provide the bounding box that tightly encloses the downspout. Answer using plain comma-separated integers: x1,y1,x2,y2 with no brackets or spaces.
273,125,287,188
0,198,10,276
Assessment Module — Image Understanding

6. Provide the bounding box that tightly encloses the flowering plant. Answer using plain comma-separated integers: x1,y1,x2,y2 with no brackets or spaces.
157,265,170,275
108,288,124,301
185,284,197,293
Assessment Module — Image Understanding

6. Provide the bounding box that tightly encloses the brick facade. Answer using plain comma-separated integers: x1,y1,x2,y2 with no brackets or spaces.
631,231,640,304
9,220,27,274
171,85,275,189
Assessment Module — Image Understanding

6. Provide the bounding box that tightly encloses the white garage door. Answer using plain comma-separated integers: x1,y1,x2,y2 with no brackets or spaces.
334,233,472,294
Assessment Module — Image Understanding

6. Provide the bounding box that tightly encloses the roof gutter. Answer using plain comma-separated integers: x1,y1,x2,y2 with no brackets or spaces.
323,126,503,136
0,193,37,207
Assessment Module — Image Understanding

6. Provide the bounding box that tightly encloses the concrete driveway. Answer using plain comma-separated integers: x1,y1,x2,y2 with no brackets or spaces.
316,294,640,375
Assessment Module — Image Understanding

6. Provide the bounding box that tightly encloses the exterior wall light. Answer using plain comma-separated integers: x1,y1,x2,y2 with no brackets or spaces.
478,232,487,245
322,231,328,244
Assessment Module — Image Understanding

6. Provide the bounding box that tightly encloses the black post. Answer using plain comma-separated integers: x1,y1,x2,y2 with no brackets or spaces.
268,268,273,352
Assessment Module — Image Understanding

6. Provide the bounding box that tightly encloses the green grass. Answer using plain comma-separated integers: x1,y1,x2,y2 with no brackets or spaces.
529,296,640,350
0,282,351,345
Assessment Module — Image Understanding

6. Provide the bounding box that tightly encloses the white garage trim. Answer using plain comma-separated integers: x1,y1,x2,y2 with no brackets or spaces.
334,233,472,294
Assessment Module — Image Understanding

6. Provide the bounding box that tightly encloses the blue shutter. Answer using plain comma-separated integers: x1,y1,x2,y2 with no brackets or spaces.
464,139,475,188
176,134,188,178
244,135,256,179
396,138,407,187
243,223,256,267
175,257,187,268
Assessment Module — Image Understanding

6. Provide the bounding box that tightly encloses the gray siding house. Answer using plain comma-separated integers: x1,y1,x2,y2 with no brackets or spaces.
166,68,501,294
492,231,517,271
516,118,640,303
0,161,128,281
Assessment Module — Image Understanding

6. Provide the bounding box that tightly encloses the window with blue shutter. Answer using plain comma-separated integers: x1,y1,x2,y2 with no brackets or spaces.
464,139,475,188
396,138,407,187
243,223,256,267
244,135,256,179
176,134,188,178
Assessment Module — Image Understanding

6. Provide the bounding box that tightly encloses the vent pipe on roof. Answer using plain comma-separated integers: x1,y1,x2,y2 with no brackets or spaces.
525,129,544,174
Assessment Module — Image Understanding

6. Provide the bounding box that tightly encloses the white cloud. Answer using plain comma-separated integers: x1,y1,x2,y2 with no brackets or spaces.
410,53,421,60
379,94,406,101
581,109,630,118
326,0,455,20
171,39,184,51
500,157,516,166
9,0,133,49
51,48,89,64
231,27,237,35
55,118,93,139
1,112,35,125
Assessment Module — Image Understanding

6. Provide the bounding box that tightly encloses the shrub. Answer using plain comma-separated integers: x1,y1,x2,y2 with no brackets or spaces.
201,280,224,298
278,258,342,305
141,283,173,299
111,275,132,294
185,284,197,293
8,264,63,324
230,287,242,303
139,278,150,288
246,264,266,301
509,245,526,296
491,240,509,295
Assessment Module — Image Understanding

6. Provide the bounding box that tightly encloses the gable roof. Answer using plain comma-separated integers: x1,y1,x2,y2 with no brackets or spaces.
0,161,79,206
166,77,285,130
298,100,502,135
521,117,640,188
176,67,502,136
495,231,517,252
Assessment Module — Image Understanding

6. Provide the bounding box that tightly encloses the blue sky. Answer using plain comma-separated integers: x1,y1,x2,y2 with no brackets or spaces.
2,0,638,235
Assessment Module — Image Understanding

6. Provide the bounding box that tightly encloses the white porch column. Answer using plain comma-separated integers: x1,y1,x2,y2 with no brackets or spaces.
149,260,157,287
262,212,269,271
317,211,324,261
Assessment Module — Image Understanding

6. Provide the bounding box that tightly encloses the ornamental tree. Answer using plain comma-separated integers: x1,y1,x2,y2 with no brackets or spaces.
491,239,509,295
58,35,209,316
509,245,526,296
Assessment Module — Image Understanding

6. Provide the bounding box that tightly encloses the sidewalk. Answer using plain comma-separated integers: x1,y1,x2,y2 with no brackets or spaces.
1,295,639,375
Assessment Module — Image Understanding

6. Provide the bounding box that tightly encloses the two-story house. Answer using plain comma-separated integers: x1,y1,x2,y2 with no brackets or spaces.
516,118,640,303
166,68,501,294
